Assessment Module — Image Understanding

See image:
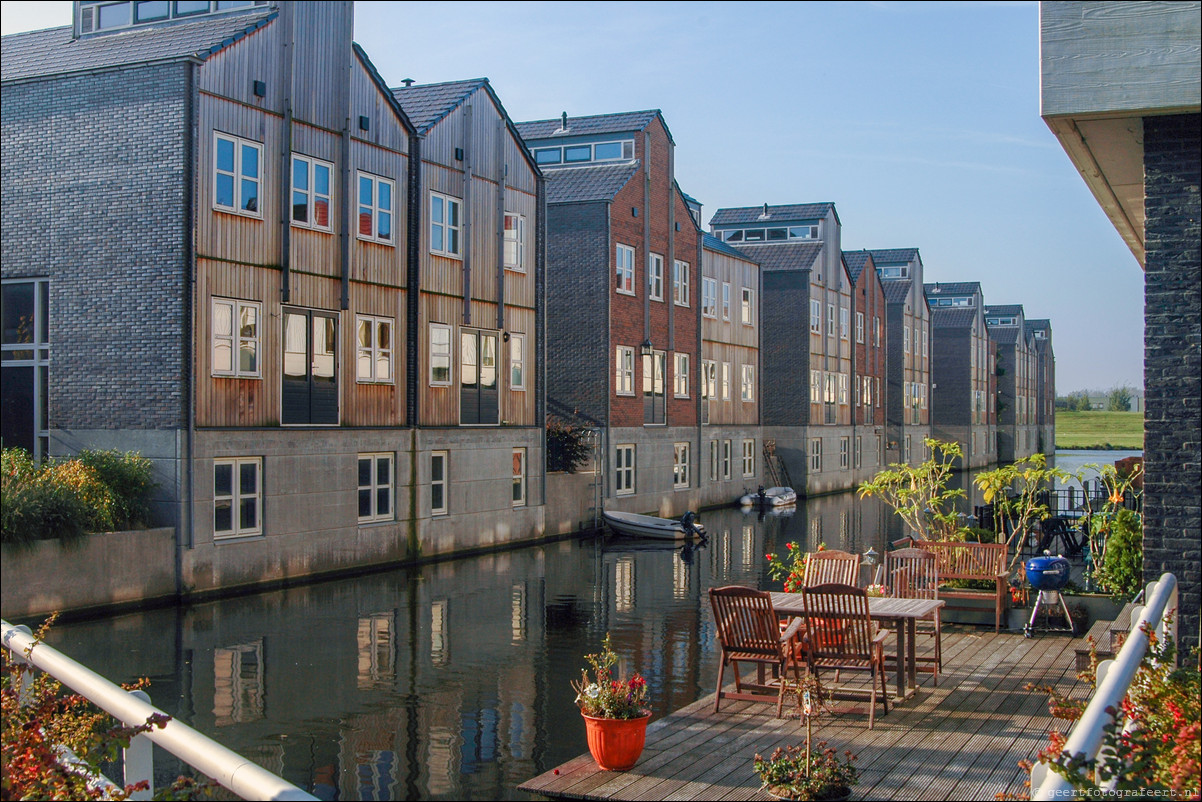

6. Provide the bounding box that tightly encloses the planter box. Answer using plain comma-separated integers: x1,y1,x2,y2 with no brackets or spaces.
940,591,1001,627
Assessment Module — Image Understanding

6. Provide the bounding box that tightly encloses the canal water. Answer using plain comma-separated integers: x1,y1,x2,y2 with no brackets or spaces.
42,450,1139,801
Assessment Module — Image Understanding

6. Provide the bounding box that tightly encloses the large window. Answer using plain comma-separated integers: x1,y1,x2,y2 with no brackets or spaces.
212,298,260,378
509,334,525,390
291,155,331,230
504,213,526,271
701,359,717,401
810,370,821,403
674,353,689,398
616,346,635,395
357,173,394,244
214,133,261,216
531,139,633,166
741,288,755,326
810,299,821,333
428,191,458,254
719,225,817,243
643,350,666,425
429,323,452,386
720,362,731,401
512,448,527,507
721,440,732,481
86,1,263,31
673,260,690,306
615,244,635,294
214,457,261,539
809,438,822,472
856,312,864,344
1,279,50,459
839,437,850,469
355,315,393,383
741,364,755,402
827,303,836,336
649,254,664,301
742,439,755,478
430,451,447,515
840,307,849,340
358,453,393,523
673,442,690,489
722,283,731,321
702,277,718,318
615,444,635,495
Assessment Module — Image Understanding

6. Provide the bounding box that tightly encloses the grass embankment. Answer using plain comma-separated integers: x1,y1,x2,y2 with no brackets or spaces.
1055,410,1143,450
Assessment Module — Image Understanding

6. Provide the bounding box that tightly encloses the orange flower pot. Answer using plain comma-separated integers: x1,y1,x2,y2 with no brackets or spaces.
581,712,650,771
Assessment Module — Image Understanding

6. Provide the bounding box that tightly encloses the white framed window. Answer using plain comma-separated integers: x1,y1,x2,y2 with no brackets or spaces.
741,287,755,326
810,369,821,403
827,303,837,336
721,439,732,481
428,191,459,254
1,279,52,460
904,380,911,408
701,359,717,400
873,315,881,347
430,451,448,515
615,243,635,294
742,439,755,478
839,437,850,469
211,298,261,378
721,362,731,401
674,352,689,398
512,448,527,507
291,154,332,230
509,333,526,390
825,373,836,405
875,376,881,407
214,457,261,539
856,312,864,344
840,307,849,340
702,277,718,318
358,453,394,523
429,323,452,386
615,444,635,495
854,436,862,469
904,434,912,462
810,299,821,333
673,260,690,306
616,346,635,395
709,439,719,482
838,373,848,405
649,253,664,301
357,173,394,244
922,329,928,358
213,133,261,217
356,315,393,383
741,364,755,402
903,325,911,354
721,282,731,321
673,442,690,489
809,438,822,472
504,213,526,271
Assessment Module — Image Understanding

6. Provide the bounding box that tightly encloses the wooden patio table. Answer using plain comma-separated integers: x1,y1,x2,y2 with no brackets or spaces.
770,592,945,701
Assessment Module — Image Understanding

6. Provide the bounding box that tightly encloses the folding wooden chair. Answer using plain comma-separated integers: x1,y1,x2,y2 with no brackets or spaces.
709,586,804,718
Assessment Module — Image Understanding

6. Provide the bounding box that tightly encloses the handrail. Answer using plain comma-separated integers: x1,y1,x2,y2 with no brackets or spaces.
2,620,317,802
1029,573,1179,800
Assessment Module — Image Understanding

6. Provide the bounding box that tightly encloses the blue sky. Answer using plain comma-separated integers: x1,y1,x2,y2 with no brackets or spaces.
1,0,1145,393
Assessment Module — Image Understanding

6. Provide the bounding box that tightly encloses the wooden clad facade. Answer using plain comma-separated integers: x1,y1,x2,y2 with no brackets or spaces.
701,243,760,427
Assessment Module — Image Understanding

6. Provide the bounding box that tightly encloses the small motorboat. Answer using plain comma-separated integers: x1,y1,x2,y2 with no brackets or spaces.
738,486,797,507
602,510,705,541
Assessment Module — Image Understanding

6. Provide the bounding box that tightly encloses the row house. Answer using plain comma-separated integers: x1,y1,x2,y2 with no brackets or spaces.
515,110,703,517
709,203,856,495
843,251,888,486
985,304,1040,462
0,1,545,595
867,249,932,466
924,282,999,469
1025,319,1056,454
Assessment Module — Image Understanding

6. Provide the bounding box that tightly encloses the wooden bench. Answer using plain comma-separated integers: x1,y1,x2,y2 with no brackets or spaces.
906,540,1010,631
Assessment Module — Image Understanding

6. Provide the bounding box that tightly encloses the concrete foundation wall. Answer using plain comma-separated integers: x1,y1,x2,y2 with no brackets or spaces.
605,426,703,517
699,426,764,509
544,470,602,535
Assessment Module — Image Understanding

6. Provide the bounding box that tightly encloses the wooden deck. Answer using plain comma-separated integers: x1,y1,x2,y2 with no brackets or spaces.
519,628,1088,801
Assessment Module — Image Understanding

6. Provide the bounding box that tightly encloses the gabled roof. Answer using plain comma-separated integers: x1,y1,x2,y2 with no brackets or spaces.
984,304,1025,317
868,247,921,266
543,163,639,204
515,109,671,143
392,78,487,134
987,325,1021,345
710,203,837,227
353,44,416,137
931,307,979,329
843,250,874,283
925,281,982,297
883,279,914,304
1,10,275,83
704,234,759,263
733,241,822,272
1026,318,1052,330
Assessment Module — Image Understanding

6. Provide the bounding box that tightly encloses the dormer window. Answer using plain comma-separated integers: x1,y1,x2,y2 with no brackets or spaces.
987,316,1017,326
718,224,818,244
531,139,634,167
877,265,908,279
79,1,263,34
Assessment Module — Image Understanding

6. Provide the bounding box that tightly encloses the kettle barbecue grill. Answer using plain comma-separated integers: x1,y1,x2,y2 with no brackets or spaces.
1023,554,1075,638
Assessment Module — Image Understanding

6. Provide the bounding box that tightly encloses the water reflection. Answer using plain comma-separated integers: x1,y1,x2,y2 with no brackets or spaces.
42,457,1130,800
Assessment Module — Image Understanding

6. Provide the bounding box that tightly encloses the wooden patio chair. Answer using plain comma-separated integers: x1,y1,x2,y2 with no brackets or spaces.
802,549,860,587
709,586,804,718
884,547,943,683
801,583,890,729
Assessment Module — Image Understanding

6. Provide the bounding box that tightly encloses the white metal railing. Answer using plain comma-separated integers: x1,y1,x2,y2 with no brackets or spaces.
2,620,317,801
1029,573,1179,800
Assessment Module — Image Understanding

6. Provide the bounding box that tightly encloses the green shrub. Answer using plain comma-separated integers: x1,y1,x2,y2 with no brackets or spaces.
1096,508,1143,602
546,417,593,474
1,456,94,547
76,449,155,529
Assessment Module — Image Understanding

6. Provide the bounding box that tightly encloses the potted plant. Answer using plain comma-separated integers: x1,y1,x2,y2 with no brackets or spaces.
572,634,650,771
753,743,859,800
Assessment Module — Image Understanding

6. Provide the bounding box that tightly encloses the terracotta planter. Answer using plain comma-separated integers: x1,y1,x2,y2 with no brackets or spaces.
581,712,650,771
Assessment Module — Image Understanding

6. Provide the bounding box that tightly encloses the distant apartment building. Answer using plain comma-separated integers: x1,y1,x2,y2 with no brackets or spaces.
843,250,888,484
515,110,703,517
1024,319,1056,454
867,249,932,466
925,282,998,468
985,305,1039,462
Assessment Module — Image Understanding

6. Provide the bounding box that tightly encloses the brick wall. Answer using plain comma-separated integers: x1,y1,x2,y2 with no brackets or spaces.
762,270,811,426
1142,112,1201,652
2,64,190,431
931,327,971,426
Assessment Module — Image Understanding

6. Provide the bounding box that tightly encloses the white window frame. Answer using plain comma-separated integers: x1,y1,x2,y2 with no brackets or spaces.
616,346,635,395
213,132,262,218
429,323,453,386
213,457,262,539
510,333,526,390
856,311,864,344
430,451,448,516
839,437,850,469
355,315,394,384
874,315,881,347
701,359,717,400
741,287,755,326
922,329,928,357
810,369,821,403
674,352,689,398
504,212,526,271
827,303,836,336
615,244,635,295
854,436,863,469
809,438,822,472
673,260,690,306
742,439,755,478
838,373,848,405
291,154,332,231
840,307,849,340
615,444,635,495
702,277,718,318
875,376,881,407
649,253,664,301
428,190,460,254
721,282,731,321
904,325,911,354
512,448,527,507
211,297,261,378
358,452,394,523
741,364,755,402
721,362,731,401
358,172,395,245
810,299,821,333
673,442,690,489
721,439,732,481
709,439,719,482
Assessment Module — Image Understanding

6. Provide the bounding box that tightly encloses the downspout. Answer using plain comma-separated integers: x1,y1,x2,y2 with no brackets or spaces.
462,103,473,325
406,135,422,428
666,143,675,353
695,223,702,494
279,1,294,303
536,173,547,506
339,29,351,311
642,131,651,344
495,118,506,332
604,200,613,504
181,60,199,598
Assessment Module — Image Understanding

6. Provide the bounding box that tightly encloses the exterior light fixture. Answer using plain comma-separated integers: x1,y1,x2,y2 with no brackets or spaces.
639,339,653,357
861,546,879,567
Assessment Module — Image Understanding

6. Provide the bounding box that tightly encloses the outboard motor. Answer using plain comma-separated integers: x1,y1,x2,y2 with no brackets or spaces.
1023,554,1075,638
756,486,768,506
679,511,705,539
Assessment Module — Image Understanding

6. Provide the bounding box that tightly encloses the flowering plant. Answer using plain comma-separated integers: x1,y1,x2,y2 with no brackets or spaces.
865,584,889,598
753,742,858,801
765,542,825,593
571,634,649,720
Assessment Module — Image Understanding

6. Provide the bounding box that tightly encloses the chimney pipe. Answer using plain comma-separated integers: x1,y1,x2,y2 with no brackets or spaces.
401,78,415,87
561,111,568,130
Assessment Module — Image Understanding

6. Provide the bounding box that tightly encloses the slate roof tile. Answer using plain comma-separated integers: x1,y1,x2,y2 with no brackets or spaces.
704,234,758,263
985,304,1025,316
868,247,921,265
924,281,982,297
883,280,914,303
543,163,638,204
843,250,873,283
729,241,822,272
710,203,835,227
931,307,979,328
515,110,663,141
392,78,487,134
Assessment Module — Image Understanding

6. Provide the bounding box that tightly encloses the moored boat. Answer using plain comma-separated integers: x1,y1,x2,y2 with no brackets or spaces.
738,486,798,507
602,510,705,541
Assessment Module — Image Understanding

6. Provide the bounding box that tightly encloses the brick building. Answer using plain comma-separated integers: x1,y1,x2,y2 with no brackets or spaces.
985,305,1039,462
843,250,888,485
1024,319,1056,454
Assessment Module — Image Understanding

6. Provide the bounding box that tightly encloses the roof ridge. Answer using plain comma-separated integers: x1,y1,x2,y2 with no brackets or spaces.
391,77,488,91
518,108,661,126
1,24,72,39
